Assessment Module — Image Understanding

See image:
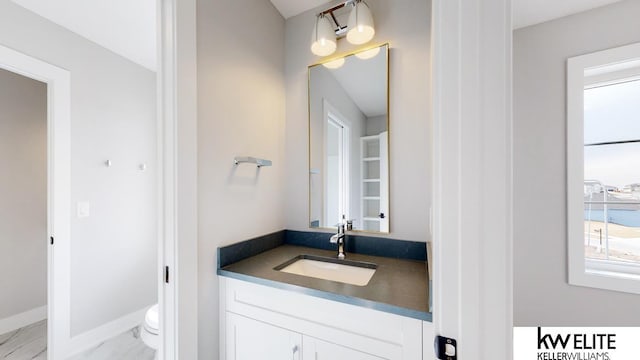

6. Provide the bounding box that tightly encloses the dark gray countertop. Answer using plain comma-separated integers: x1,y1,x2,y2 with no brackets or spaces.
218,244,431,321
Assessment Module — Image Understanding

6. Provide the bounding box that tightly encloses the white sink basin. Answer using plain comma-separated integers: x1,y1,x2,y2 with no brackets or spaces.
276,255,377,286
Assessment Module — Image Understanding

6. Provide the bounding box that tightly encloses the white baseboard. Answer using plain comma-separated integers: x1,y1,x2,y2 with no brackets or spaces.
66,306,151,358
0,306,48,335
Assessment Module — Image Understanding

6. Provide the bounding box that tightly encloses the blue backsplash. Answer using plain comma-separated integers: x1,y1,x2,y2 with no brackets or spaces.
218,230,427,269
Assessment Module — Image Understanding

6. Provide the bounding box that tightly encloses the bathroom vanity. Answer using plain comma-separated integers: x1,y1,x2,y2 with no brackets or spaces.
217,42,433,360
217,230,433,360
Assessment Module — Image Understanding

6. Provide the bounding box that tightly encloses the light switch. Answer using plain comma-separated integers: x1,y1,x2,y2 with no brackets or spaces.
77,201,90,218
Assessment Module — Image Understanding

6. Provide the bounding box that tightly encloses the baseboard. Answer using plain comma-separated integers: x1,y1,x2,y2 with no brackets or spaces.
0,305,47,335
66,306,151,358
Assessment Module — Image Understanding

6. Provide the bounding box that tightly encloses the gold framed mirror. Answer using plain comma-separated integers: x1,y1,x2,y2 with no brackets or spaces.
308,43,389,233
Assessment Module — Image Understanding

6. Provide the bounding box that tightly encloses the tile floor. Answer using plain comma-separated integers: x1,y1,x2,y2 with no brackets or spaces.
0,320,46,359
0,320,155,360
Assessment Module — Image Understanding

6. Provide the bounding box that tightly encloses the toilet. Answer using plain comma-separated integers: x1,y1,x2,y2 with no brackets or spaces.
141,304,159,359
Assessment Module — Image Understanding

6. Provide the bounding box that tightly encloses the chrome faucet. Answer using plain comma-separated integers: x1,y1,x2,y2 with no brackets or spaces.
330,222,347,259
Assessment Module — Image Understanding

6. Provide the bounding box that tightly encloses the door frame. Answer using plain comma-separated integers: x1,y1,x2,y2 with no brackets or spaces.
158,0,515,358
0,45,71,359
324,107,351,226
431,0,513,358
157,0,198,359
325,116,346,225
1,2,201,358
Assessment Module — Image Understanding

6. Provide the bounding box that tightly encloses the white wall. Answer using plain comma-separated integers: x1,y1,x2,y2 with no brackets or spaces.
309,65,366,227
284,0,431,241
514,0,640,325
0,68,47,321
196,0,286,358
0,0,157,335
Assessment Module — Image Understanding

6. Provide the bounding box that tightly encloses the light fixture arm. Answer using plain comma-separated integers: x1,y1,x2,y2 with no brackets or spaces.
315,0,357,37
318,0,356,17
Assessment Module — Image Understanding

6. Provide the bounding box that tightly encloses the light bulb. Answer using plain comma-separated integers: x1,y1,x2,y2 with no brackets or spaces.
311,15,337,57
347,1,375,45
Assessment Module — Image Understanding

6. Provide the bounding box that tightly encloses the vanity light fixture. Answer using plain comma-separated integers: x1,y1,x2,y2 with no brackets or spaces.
310,0,375,57
346,0,375,45
311,14,337,57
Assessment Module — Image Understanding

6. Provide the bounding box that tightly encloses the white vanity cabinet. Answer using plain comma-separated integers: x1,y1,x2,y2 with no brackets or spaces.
303,336,385,360
226,314,386,360
220,277,433,360
225,312,302,360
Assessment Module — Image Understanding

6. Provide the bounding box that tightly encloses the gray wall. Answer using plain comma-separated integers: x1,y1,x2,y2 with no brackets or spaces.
366,115,387,136
514,0,640,326
0,0,157,335
196,0,286,358
0,68,47,321
284,0,431,241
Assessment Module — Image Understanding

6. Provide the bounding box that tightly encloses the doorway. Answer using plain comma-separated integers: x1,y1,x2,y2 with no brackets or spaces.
0,44,71,359
326,114,351,225
0,67,47,359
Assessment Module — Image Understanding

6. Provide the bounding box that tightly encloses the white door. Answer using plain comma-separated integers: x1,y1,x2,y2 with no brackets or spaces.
431,0,512,359
326,118,344,226
325,114,351,226
302,336,386,360
225,312,302,360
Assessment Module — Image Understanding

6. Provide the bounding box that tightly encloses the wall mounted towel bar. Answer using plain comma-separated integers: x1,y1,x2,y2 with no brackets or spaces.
234,156,272,167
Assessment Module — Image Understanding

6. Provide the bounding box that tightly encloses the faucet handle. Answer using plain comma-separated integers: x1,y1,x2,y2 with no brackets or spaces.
334,220,354,231
345,219,354,231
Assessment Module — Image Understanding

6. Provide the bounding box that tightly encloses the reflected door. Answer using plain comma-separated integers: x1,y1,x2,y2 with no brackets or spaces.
326,116,350,226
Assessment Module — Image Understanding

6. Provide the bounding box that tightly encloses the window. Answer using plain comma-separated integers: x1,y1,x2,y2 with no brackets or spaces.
568,43,640,294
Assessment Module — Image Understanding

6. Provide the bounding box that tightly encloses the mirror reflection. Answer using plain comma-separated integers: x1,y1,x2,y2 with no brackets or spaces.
309,44,389,233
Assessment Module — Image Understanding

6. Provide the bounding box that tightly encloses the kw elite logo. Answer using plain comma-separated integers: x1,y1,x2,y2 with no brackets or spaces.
536,328,616,360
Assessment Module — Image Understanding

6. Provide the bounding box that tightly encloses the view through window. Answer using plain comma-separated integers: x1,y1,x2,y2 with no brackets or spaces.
584,78,640,269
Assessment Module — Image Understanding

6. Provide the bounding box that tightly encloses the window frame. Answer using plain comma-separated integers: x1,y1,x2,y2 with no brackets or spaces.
567,42,640,294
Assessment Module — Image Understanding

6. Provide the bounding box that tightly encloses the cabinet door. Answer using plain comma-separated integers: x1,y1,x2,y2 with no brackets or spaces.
303,336,387,360
226,312,302,360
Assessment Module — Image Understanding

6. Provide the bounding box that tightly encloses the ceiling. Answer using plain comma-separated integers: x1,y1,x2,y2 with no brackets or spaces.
8,0,625,73
11,0,156,71
270,0,625,28
270,0,329,19
322,48,387,117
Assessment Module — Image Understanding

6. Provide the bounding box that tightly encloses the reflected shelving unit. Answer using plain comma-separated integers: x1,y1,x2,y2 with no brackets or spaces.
360,131,389,232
